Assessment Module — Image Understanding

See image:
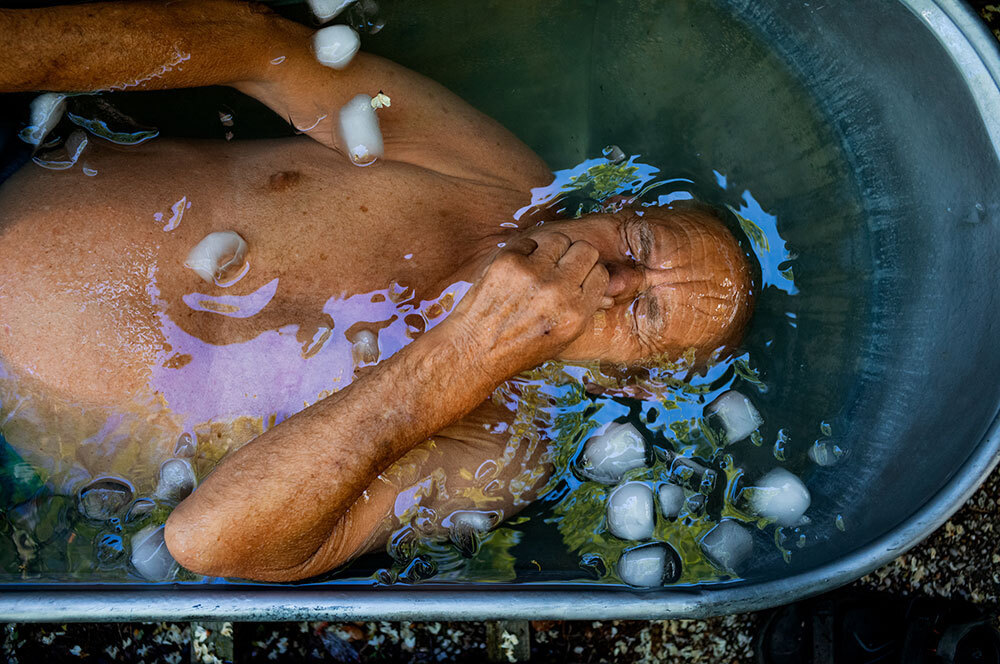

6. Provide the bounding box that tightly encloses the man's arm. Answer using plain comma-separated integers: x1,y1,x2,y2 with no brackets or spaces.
0,1,280,93
0,1,551,188
165,232,609,581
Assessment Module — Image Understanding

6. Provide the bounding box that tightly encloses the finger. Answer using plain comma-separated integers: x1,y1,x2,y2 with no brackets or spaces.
581,262,611,304
504,236,538,256
529,231,572,263
557,240,600,281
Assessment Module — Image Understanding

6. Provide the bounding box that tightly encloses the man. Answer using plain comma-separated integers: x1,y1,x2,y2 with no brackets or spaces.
0,1,754,581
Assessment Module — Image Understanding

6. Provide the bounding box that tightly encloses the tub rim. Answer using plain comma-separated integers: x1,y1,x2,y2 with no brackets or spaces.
2,0,1000,621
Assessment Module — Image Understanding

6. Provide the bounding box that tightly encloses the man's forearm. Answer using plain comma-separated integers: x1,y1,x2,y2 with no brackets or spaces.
165,320,501,578
0,1,299,93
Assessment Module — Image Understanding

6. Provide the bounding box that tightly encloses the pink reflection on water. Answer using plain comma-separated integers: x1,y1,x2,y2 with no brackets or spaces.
146,269,472,427
181,278,279,318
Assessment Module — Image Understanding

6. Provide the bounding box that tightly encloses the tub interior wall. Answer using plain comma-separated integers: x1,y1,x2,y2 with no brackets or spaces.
0,0,998,590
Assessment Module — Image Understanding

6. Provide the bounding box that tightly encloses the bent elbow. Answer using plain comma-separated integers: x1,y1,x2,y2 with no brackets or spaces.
164,506,231,578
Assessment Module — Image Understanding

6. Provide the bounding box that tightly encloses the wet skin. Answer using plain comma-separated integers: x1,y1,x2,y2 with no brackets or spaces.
0,1,753,581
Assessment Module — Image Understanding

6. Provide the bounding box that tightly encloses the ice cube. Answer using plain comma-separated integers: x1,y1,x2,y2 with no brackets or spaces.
154,458,196,503
704,390,762,444
747,468,811,526
657,484,685,518
700,519,753,573
606,482,654,540
576,422,649,484
617,543,681,587
130,525,178,581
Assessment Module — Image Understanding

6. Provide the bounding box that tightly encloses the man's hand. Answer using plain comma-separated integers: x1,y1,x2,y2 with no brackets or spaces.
446,232,611,381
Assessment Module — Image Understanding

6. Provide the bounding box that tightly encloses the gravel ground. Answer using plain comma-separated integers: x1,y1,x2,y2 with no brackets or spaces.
3,3,1000,664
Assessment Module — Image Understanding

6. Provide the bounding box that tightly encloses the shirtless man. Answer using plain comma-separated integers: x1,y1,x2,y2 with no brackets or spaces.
0,1,754,582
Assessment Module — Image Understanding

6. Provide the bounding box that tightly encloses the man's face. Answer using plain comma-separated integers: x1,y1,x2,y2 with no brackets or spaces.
530,206,756,366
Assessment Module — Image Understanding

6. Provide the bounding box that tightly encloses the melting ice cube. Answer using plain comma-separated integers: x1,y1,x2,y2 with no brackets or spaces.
747,467,810,526
576,422,649,484
704,390,763,444
606,482,654,540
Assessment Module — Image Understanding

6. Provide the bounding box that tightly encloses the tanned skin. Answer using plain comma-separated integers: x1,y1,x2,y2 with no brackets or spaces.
0,1,754,581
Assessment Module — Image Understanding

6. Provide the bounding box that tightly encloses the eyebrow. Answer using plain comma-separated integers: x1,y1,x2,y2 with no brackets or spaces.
639,222,654,262
645,293,660,322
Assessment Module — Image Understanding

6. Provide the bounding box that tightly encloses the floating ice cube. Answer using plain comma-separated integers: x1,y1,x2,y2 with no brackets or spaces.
339,94,384,166
173,433,196,458
576,422,649,484
700,519,753,573
313,25,360,70
307,0,356,21
808,440,845,467
657,484,685,518
445,510,495,558
78,477,133,521
130,525,178,581
351,329,379,365
704,390,763,444
153,458,196,503
617,543,681,587
184,231,248,285
606,482,654,540
747,468,810,526
20,93,65,146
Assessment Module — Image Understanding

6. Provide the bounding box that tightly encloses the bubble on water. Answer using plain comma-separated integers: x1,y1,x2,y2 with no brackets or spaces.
773,429,790,461
154,458,196,503
579,553,608,579
445,510,495,558
129,525,178,581
704,391,762,445
173,433,196,458
602,145,626,165
746,468,810,526
351,329,380,365
685,493,707,516
617,543,681,587
67,96,159,145
606,482,654,540
576,422,649,484
398,556,437,583
808,440,845,466
124,498,156,524
657,483,685,519
346,0,383,34
700,519,753,573
78,478,133,522
95,532,126,565
32,130,88,170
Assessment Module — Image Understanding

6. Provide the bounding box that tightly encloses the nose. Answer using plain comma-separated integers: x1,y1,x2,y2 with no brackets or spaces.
604,263,644,300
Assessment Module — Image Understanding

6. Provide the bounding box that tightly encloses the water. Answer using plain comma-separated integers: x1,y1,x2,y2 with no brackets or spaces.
0,0,868,586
